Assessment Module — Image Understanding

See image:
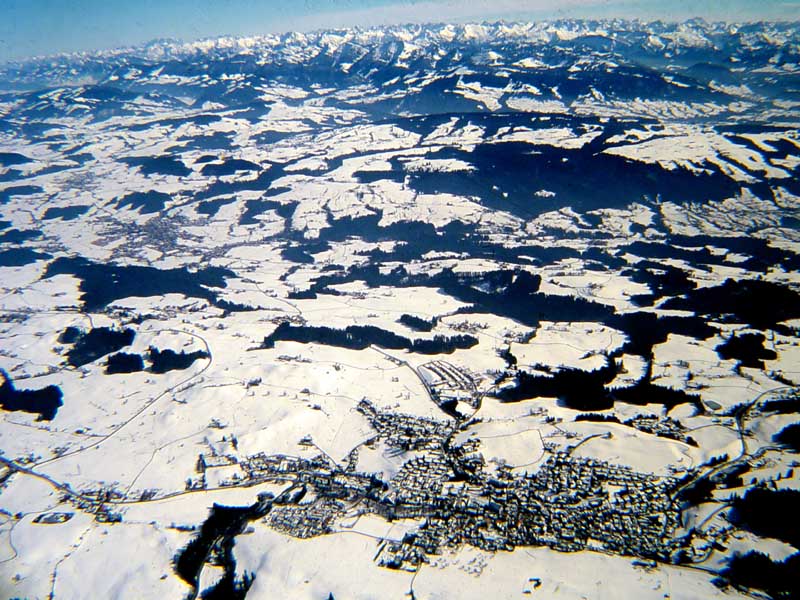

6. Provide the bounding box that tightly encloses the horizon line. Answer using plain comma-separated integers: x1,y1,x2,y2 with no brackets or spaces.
3,16,798,67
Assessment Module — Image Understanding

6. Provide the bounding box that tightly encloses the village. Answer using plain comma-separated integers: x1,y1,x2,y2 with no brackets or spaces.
186,396,684,570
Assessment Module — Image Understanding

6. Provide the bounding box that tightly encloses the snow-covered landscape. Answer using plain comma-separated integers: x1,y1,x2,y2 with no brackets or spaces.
0,17,799,599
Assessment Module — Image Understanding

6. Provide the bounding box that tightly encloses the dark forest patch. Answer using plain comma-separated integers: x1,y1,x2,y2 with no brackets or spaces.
262,322,477,355
0,185,43,204
728,487,800,549
719,551,800,600
498,351,702,411
105,352,145,374
281,245,315,264
762,394,800,414
574,413,620,423
62,327,136,367
0,247,52,266
148,347,209,373
773,423,800,452
625,261,697,307
175,502,263,598
0,229,41,244
715,333,777,369
196,197,236,217
662,279,800,330
42,205,90,220
666,234,800,273
240,199,296,225
0,369,62,420
201,159,261,177
498,360,618,411
44,256,235,311
121,155,191,177
399,314,436,332
115,190,171,214
0,152,31,167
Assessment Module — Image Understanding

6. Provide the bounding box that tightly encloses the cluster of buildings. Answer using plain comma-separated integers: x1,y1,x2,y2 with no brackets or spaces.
187,397,685,571
32,511,73,524
70,486,124,523
268,497,344,539
624,415,696,446
356,398,450,452
374,451,682,569
418,360,482,413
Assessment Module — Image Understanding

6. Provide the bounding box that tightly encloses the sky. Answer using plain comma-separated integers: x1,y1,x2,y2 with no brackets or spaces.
0,0,797,62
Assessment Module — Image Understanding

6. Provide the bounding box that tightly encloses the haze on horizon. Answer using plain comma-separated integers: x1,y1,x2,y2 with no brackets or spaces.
0,0,796,63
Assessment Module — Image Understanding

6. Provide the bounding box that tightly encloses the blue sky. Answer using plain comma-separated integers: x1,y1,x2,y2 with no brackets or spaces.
0,0,796,62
